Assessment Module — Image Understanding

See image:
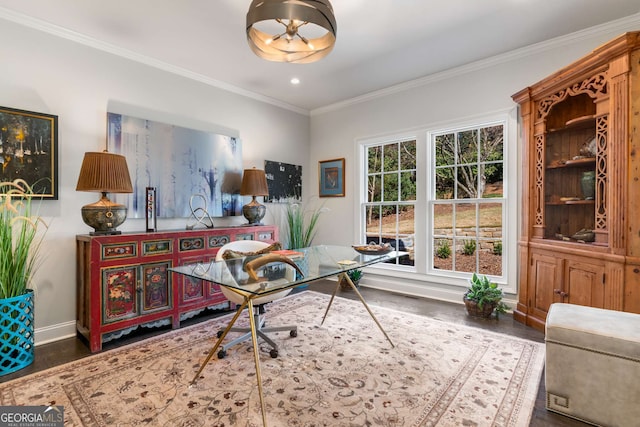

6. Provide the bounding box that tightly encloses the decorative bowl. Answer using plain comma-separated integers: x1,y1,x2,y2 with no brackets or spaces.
352,244,393,255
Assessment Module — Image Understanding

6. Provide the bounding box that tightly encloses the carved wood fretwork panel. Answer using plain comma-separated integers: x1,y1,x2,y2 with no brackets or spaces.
534,134,544,227
536,72,608,120
595,115,608,232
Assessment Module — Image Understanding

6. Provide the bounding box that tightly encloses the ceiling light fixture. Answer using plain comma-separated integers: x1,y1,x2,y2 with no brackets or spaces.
246,0,337,64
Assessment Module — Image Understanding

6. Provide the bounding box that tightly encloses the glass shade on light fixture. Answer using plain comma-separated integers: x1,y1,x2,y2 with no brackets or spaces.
246,0,337,64
76,151,133,235
240,167,269,225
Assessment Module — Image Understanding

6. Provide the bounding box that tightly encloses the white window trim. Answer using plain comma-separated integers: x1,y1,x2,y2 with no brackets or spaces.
355,108,519,297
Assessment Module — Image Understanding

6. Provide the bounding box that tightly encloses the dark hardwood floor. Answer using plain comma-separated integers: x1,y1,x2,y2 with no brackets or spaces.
1,280,587,426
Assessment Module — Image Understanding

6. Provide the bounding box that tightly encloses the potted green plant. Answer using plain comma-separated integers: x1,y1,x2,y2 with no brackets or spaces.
0,179,48,375
463,273,509,319
340,268,363,289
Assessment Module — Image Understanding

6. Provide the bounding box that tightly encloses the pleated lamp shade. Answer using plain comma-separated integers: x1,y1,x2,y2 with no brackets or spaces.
76,151,133,235
76,152,133,193
240,168,269,196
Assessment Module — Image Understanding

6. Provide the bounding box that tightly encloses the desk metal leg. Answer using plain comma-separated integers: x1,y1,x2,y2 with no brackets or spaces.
320,279,341,325
190,294,269,426
190,298,249,384
247,298,268,427
323,273,395,348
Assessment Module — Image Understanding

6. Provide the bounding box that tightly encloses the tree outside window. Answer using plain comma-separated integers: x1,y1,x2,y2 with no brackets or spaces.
364,140,416,266
432,124,504,277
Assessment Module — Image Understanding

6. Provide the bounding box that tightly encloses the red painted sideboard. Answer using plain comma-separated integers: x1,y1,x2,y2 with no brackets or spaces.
76,225,278,352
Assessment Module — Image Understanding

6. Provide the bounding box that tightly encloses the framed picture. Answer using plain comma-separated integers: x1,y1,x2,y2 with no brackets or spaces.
0,106,58,199
319,158,345,197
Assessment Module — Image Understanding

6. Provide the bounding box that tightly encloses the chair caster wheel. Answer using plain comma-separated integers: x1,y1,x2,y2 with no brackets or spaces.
270,349,278,358
290,329,297,338
218,349,227,359
217,330,224,338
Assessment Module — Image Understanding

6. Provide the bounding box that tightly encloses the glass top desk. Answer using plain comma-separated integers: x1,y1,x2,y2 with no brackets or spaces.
170,245,407,427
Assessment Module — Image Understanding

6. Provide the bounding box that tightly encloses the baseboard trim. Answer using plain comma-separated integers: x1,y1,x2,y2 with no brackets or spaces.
35,320,77,346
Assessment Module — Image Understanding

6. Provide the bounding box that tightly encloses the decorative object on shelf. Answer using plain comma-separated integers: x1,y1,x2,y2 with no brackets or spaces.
581,171,596,200
0,179,48,375
319,158,345,197
76,151,133,235
571,228,595,242
145,187,157,232
352,243,392,255
0,106,59,199
285,200,327,249
246,0,336,64
579,136,597,157
241,167,269,225
463,273,509,319
186,194,214,230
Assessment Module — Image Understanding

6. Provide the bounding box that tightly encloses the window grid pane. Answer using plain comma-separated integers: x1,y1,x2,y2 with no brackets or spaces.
430,123,504,278
365,140,415,267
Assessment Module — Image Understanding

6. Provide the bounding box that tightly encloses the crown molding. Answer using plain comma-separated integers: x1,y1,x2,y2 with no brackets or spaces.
0,6,309,116
311,12,640,116
2,5,638,118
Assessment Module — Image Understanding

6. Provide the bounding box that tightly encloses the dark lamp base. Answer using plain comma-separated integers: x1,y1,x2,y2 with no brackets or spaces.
242,197,266,225
81,195,128,235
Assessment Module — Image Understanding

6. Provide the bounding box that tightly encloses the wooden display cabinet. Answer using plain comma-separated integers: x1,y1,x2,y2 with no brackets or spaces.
76,225,278,352
512,32,640,332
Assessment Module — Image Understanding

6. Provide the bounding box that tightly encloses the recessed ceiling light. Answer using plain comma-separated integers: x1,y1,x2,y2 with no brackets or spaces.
290,77,301,85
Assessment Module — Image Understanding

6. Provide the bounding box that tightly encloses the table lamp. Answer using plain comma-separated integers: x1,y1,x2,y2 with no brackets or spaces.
240,167,269,225
76,151,133,235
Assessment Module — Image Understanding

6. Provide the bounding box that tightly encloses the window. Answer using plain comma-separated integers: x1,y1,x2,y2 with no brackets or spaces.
431,123,504,277
363,139,416,266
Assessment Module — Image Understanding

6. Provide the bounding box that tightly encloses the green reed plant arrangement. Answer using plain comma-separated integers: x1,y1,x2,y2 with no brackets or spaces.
284,200,327,249
0,179,48,299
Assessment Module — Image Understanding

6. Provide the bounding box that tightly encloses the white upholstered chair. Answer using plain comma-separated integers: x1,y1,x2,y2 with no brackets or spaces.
215,240,297,358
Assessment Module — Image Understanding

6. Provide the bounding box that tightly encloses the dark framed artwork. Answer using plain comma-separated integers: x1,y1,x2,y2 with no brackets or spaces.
0,106,58,199
107,112,243,218
319,158,345,197
264,160,302,203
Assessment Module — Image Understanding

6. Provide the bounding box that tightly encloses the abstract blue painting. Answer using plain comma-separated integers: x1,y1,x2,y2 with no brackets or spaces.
107,112,243,218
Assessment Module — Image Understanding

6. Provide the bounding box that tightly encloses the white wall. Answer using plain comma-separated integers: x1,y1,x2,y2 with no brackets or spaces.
3,12,639,344
0,19,309,344
308,16,640,303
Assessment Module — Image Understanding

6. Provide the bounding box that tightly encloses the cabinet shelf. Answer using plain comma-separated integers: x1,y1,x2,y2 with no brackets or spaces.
547,115,596,132
546,157,596,169
546,200,595,206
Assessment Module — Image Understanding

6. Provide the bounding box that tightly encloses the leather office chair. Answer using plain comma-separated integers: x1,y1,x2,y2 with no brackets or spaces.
215,240,297,359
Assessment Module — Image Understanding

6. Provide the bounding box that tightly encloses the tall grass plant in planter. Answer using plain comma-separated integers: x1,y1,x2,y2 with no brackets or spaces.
283,200,327,289
284,200,327,249
0,179,48,375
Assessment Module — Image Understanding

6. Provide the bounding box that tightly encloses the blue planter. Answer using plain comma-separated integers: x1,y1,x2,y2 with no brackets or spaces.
0,289,35,376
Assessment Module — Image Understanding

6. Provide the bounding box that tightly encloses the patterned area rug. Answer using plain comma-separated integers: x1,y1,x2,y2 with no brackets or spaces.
1,291,544,426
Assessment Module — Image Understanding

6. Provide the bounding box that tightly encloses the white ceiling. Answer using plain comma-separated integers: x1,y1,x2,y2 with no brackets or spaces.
0,0,639,113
